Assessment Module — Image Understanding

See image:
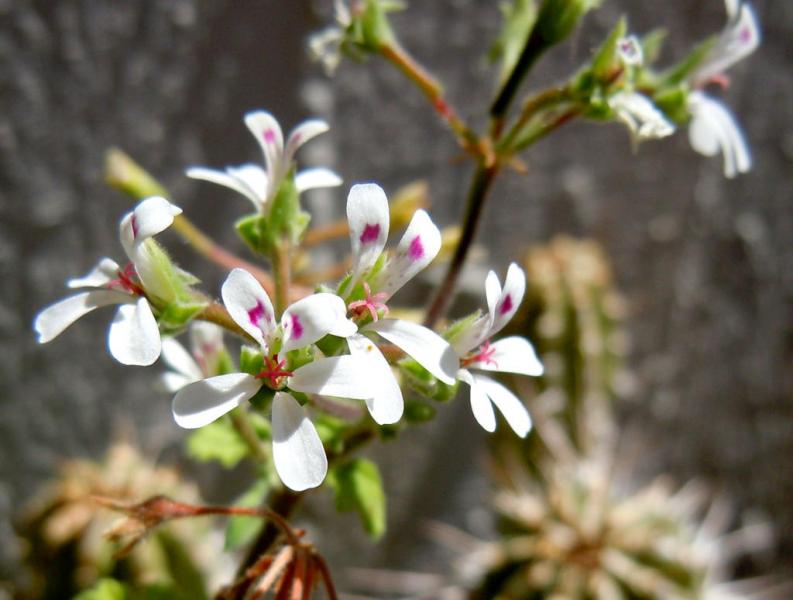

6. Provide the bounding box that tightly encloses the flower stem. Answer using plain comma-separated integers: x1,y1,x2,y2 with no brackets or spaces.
424,162,500,328
379,42,478,152
229,409,270,465
197,301,255,343
271,240,292,317
497,86,574,152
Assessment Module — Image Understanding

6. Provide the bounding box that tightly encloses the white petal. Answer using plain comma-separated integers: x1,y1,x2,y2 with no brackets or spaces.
688,92,752,178
485,270,502,326
34,289,131,344
347,334,404,424
458,369,496,433
172,373,262,429
347,183,390,278
120,197,182,257
693,3,760,85
476,374,532,438
449,314,491,356
244,110,285,189
271,392,328,491
107,297,161,366
190,321,225,365
221,268,276,349
289,355,374,400
487,263,526,338
295,167,342,193
284,119,330,164
281,293,352,352
366,318,457,384
186,166,262,209
472,336,544,377
375,209,441,299
609,91,675,141
161,337,203,380
159,372,195,393
67,257,120,289
227,164,269,204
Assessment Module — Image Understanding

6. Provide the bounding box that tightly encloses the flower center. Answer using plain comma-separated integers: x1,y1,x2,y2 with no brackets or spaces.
106,263,145,296
255,355,293,389
461,340,498,368
348,282,389,322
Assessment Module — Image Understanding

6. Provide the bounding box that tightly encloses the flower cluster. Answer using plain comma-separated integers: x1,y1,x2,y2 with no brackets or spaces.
34,112,544,495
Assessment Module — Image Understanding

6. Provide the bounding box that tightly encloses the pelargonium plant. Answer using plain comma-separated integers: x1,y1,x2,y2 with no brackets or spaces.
33,0,760,597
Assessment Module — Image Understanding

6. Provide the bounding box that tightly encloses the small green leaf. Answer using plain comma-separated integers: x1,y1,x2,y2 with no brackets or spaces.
235,214,265,254
225,478,271,551
186,417,250,468
327,458,386,538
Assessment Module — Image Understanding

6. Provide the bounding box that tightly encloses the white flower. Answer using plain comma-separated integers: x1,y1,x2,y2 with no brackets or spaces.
451,264,543,438
690,0,760,88
617,35,643,67
160,322,227,392
687,91,751,178
171,268,391,491
187,110,342,212
34,197,181,366
609,91,675,142
685,1,759,177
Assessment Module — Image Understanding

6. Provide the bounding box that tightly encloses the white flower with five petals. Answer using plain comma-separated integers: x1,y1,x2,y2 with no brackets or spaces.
34,197,181,366
451,263,543,438
171,267,397,491
187,111,342,212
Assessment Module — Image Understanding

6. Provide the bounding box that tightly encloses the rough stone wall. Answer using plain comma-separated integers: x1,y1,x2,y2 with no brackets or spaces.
2,0,791,589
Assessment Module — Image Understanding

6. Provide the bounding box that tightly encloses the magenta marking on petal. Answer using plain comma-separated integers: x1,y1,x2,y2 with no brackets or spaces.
408,235,424,261
130,215,139,238
263,129,276,144
360,223,381,244
739,26,752,44
290,314,304,339
247,301,269,328
291,132,302,145
499,294,513,315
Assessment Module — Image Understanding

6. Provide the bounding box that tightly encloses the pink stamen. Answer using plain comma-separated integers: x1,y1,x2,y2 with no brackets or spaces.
106,263,145,296
255,355,293,389
499,294,513,315
408,235,424,261
461,340,498,369
360,223,381,244
348,282,389,322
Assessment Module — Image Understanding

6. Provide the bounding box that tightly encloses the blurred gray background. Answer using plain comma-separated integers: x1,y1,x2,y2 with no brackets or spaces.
1,0,791,592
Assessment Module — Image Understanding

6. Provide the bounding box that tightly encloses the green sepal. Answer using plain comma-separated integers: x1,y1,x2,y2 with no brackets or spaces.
641,28,667,65
659,35,717,86
185,416,250,468
157,300,208,335
590,16,627,81
653,85,690,124
235,214,266,255
240,346,264,376
403,399,437,423
489,0,538,82
137,240,203,308
249,386,275,412
443,310,483,344
286,345,315,371
315,334,346,357
327,458,386,539
224,478,271,551
399,358,459,402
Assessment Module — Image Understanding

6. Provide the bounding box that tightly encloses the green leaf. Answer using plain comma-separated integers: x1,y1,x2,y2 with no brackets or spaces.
327,458,386,538
641,28,667,65
74,579,127,600
186,417,250,468
225,478,271,551
533,0,600,48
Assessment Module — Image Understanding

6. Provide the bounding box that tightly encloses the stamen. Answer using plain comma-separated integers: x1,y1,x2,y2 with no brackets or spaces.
461,340,498,368
348,282,389,322
255,355,294,389
106,263,145,296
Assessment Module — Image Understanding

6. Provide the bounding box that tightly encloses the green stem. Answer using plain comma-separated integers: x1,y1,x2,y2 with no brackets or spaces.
498,86,573,152
271,240,292,317
196,301,255,343
424,162,500,328
229,409,269,465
